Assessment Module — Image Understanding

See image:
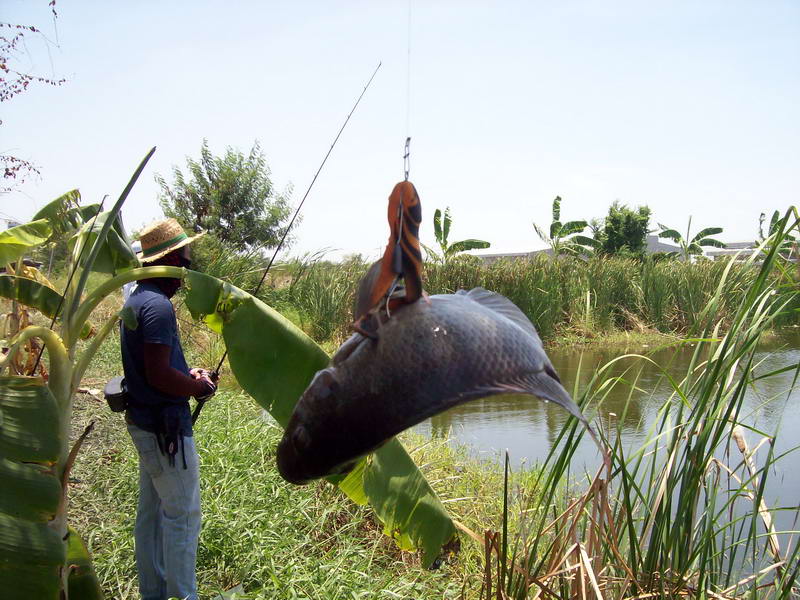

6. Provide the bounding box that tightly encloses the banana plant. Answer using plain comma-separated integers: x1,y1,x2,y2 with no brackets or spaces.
0,226,53,375
0,149,455,599
657,216,726,261
424,206,491,264
759,210,798,257
533,196,599,257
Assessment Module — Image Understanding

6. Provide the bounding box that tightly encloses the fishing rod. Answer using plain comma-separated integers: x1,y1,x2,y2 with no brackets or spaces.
28,195,109,376
193,61,382,423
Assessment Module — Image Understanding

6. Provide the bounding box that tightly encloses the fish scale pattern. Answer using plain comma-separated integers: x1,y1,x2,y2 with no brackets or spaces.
279,288,587,482
368,294,549,411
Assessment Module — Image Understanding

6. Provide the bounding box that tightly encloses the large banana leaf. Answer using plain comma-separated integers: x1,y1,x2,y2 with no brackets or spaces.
0,219,53,266
183,270,456,566
66,527,102,600
32,190,100,239
0,375,65,599
0,275,93,339
448,239,491,254
69,210,139,275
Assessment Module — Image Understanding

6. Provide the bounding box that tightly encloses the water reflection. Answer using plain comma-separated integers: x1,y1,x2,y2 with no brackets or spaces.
414,330,800,503
414,331,800,578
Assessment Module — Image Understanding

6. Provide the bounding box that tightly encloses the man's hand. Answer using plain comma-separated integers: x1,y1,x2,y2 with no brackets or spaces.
190,368,218,400
190,367,211,379
194,378,217,401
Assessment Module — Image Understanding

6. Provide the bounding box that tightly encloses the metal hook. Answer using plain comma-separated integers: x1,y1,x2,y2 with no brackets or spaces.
403,136,411,181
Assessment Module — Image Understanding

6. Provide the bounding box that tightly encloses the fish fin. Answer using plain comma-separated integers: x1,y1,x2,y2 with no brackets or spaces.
456,371,599,449
352,260,382,320
456,287,543,345
515,371,602,450
497,370,590,428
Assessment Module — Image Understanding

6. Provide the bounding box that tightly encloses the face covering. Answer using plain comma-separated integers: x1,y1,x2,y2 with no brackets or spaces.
141,249,191,298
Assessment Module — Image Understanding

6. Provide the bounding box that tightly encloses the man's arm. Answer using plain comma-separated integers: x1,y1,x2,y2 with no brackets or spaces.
143,343,215,398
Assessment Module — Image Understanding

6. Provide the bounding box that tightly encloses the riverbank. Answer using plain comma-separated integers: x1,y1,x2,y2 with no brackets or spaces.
65,246,799,598
66,322,800,599
68,389,534,599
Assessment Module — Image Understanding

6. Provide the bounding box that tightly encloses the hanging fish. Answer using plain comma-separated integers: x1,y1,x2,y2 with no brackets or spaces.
277,287,598,484
351,180,423,336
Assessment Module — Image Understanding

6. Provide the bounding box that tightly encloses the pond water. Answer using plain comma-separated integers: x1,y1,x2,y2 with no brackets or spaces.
414,329,800,533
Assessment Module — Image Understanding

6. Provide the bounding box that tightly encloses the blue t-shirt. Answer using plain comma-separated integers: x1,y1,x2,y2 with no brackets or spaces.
121,281,193,435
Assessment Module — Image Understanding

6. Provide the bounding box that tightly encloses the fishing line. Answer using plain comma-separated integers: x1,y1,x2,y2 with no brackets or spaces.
405,0,412,141
209,61,383,378
29,195,108,375
403,0,412,181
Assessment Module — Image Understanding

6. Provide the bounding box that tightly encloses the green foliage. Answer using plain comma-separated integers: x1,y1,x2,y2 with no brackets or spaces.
32,190,99,238
426,207,490,264
532,196,599,257
1,156,457,596
0,149,156,598
0,276,93,340
421,256,773,339
759,210,798,256
68,210,139,276
491,207,800,599
235,238,798,352
66,527,102,600
29,190,100,271
273,254,368,343
0,219,52,266
156,139,293,253
597,200,651,257
68,395,493,598
186,233,267,293
657,216,726,261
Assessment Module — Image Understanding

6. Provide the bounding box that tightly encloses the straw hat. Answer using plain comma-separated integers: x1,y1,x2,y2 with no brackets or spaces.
137,218,205,262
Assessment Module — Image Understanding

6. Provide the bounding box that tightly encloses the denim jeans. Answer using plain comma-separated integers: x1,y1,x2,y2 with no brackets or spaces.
127,423,201,600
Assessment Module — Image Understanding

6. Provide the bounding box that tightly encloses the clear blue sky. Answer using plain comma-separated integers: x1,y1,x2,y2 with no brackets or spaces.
3,1,799,260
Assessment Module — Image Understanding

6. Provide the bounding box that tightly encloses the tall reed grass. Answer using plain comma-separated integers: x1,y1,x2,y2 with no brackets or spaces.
425,255,773,340
270,250,792,346
272,254,368,344
477,209,800,599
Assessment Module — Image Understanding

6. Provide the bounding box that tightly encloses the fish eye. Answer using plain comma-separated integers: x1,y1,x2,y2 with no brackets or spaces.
291,426,311,451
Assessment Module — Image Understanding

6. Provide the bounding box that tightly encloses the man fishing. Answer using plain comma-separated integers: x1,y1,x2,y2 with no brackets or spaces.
121,218,218,600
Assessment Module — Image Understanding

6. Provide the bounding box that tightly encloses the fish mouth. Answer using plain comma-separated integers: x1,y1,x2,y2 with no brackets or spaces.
276,435,359,485
276,435,314,485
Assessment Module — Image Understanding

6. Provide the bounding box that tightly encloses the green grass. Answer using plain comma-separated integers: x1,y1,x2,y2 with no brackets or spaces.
482,210,800,599
55,212,800,598
68,389,555,599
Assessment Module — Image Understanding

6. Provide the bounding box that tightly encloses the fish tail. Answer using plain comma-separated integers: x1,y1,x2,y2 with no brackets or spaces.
505,371,602,451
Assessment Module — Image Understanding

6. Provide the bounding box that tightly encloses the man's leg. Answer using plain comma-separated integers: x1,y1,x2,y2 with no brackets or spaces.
127,424,167,600
151,434,202,600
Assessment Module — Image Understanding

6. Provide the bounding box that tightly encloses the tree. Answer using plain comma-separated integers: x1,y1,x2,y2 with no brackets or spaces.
597,201,651,258
424,206,490,263
156,139,292,253
657,216,726,261
533,196,599,257
1,5,66,192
